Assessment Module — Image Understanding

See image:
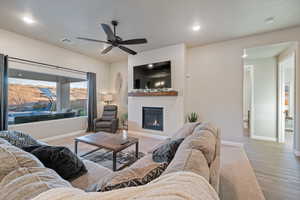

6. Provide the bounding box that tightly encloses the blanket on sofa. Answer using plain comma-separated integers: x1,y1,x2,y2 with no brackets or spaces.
33,171,220,200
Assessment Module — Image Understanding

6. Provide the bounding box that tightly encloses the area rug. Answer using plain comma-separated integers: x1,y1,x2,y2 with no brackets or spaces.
84,150,145,170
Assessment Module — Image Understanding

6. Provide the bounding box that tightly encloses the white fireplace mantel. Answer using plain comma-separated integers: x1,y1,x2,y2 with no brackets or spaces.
128,44,186,137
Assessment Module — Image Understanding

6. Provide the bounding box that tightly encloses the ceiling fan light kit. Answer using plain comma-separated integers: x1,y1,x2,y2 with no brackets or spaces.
77,20,147,55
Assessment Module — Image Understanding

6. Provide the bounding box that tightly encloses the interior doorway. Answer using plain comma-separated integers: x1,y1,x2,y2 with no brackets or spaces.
278,51,296,147
243,42,297,148
243,65,254,137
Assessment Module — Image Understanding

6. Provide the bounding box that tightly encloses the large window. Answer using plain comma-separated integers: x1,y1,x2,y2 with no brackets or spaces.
70,81,88,117
8,68,87,125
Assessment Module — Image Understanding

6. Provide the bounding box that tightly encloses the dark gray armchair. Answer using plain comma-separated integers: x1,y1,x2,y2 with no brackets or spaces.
94,105,119,133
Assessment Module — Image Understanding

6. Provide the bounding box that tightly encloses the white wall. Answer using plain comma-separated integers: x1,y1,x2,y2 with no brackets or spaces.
186,27,300,152
128,44,186,136
0,28,110,139
109,60,128,123
245,58,277,140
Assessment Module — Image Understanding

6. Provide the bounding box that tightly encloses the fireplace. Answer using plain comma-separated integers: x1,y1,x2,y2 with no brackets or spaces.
142,107,163,131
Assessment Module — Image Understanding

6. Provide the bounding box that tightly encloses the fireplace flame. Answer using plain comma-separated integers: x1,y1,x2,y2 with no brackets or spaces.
153,120,160,126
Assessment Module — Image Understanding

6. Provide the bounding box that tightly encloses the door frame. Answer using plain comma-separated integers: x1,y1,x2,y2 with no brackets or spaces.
277,51,296,143
278,59,286,143
243,65,255,138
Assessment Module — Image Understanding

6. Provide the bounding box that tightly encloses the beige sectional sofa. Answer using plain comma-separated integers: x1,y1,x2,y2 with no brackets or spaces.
0,122,220,200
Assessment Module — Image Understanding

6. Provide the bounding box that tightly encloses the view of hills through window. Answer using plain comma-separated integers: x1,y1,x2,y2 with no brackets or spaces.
8,69,88,125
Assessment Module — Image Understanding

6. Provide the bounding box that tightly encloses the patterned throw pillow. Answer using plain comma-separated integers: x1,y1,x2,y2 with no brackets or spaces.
89,155,168,192
152,138,184,163
0,130,46,148
101,163,167,192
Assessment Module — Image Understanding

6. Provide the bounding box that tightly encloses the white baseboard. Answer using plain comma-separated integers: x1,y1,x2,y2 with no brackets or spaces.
251,135,277,142
128,130,168,140
294,150,300,157
221,140,244,147
41,130,85,142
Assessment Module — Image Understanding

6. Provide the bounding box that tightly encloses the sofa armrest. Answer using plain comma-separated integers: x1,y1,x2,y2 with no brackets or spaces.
94,118,103,123
111,118,119,133
210,128,220,194
93,118,103,132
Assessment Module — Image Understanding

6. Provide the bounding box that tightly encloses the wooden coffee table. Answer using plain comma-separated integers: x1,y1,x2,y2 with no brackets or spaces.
74,132,139,171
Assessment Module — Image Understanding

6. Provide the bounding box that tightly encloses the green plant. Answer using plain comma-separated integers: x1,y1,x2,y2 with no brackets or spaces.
121,113,128,124
121,113,128,130
187,112,199,123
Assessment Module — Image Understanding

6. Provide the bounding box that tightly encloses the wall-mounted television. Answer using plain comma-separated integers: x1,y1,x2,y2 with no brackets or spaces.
133,61,171,89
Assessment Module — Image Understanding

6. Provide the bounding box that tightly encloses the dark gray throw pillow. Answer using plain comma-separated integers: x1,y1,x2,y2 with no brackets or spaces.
152,138,184,163
22,145,87,181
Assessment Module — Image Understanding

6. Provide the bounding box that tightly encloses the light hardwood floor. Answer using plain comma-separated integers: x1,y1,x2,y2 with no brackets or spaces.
242,137,300,200
49,132,300,200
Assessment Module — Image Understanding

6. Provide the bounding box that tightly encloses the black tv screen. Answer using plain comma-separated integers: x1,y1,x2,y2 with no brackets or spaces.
133,61,171,89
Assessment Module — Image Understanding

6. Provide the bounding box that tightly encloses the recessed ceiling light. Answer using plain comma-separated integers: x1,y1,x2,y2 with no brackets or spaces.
192,25,201,31
22,16,36,25
148,64,154,68
265,17,275,24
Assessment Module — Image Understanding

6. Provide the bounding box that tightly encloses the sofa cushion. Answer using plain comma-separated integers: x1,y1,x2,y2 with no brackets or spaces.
191,123,217,165
162,148,210,181
22,145,87,181
33,172,220,200
180,131,216,165
194,122,218,137
71,159,113,190
89,155,167,192
0,143,43,182
101,110,116,121
0,167,71,200
0,138,10,145
0,130,46,149
152,138,184,163
95,121,113,128
171,122,201,139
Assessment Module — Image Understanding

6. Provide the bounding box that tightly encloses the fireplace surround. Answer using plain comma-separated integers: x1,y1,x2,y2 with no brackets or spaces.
142,107,163,131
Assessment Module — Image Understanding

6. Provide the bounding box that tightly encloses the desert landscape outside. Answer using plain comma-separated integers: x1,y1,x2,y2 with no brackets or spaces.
8,78,88,125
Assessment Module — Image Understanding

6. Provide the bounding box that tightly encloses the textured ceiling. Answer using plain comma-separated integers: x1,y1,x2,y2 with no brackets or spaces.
0,0,300,63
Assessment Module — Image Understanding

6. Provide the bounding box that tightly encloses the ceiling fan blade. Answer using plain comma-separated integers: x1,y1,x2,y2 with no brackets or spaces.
119,38,147,45
101,24,115,41
119,46,137,55
101,46,113,54
77,37,108,44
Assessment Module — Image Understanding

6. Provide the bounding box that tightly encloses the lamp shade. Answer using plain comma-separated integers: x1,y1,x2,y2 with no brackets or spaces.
103,94,113,102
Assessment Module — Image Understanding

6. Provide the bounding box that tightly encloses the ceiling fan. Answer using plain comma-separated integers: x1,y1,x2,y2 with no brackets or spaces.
77,20,147,55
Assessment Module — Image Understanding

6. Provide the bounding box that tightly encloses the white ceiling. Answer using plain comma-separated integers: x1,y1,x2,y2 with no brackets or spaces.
245,42,295,59
0,0,300,63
